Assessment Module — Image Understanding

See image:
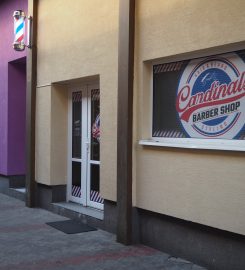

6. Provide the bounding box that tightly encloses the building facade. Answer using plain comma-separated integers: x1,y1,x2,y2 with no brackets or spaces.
35,0,118,214
21,1,245,270
133,2,245,269
0,0,27,187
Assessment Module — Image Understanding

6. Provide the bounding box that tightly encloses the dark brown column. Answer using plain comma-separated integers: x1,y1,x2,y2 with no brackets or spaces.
26,0,38,207
117,0,135,245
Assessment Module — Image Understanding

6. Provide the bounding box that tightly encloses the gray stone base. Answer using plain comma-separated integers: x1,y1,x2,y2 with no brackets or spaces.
36,183,66,210
0,175,26,201
103,200,117,233
9,175,25,188
97,201,245,270
138,208,245,270
0,176,9,192
0,174,25,189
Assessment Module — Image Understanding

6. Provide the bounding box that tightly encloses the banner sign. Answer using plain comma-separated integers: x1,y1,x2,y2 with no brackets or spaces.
153,50,245,140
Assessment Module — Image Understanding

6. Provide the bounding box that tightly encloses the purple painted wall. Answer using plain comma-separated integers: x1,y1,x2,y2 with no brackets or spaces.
0,0,27,176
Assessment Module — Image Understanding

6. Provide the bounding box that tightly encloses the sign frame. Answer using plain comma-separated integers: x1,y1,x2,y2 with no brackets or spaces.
140,49,245,151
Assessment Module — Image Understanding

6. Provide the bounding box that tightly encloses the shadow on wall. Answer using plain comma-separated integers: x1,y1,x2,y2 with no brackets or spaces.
7,56,26,176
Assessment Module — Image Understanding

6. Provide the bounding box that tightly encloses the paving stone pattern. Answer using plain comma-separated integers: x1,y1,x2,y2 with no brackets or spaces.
0,194,207,270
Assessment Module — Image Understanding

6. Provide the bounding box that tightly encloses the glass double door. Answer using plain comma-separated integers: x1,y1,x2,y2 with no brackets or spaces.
68,84,103,210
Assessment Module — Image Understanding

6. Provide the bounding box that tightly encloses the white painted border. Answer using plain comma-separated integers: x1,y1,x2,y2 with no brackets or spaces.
139,138,245,152
67,87,86,205
148,49,245,151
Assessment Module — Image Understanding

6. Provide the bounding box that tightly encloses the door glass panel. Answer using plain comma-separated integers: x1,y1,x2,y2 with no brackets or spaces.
69,87,103,208
72,161,81,198
90,164,103,204
91,89,100,161
72,91,82,159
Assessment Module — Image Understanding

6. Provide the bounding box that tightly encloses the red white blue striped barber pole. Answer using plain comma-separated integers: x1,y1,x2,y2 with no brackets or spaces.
13,10,26,51
14,17,25,43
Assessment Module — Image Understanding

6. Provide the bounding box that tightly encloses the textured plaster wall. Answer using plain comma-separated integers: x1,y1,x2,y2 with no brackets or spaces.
36,0,119,201
134,0,245,235
35,85,51,185
50,84,68,186
35,84,68,186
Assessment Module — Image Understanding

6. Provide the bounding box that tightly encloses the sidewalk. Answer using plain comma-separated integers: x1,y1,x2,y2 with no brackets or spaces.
0,193,207,270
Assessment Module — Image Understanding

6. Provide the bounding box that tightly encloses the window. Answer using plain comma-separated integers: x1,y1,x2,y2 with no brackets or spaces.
140,50,245,151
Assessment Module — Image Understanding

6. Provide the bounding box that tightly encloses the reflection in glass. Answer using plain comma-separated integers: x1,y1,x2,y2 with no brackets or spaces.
72,92,82,158
91,89,100,161
90,164,103,204
72,161,81,198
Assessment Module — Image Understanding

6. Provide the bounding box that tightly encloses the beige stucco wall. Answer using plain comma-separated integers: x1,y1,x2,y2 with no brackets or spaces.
35,84,68,186
35,86,51,185
36,0,119,201
50,84,68,185
135,0,245,235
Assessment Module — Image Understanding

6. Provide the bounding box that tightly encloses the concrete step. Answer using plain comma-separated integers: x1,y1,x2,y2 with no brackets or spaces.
2,187,26,202
50,201,104,230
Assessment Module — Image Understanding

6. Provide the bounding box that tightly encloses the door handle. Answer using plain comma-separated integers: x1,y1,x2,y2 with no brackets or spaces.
86,141,90,153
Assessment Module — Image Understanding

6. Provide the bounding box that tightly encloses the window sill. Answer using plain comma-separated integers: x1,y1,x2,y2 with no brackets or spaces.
139,138,245,152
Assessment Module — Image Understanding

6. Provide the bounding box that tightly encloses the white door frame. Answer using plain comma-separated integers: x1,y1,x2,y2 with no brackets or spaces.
67,83,103,210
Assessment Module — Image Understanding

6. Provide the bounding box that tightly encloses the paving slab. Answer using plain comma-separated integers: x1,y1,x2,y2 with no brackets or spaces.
0,193,208,270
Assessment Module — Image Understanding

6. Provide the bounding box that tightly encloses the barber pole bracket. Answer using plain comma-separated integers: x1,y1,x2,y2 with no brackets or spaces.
13,10,32,51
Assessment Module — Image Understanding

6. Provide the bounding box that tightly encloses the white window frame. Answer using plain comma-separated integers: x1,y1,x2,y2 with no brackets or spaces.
139,50,245,152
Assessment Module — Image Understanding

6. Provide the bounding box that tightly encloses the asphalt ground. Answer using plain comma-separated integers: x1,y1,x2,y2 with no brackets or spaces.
0,193,207,270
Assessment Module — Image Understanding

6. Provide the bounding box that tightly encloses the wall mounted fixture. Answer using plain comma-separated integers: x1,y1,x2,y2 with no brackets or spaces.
13,10,32,51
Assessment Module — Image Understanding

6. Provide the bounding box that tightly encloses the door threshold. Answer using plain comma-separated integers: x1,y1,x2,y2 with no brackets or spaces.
52,201,104,220
13,187,26,193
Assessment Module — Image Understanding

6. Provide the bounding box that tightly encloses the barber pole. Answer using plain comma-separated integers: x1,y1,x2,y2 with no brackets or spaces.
13,10,26,51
